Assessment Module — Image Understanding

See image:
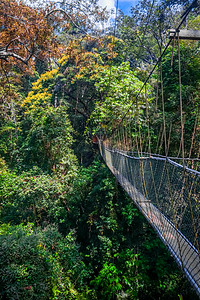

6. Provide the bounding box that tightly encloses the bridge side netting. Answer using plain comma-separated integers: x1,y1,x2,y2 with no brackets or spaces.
99,140,200,296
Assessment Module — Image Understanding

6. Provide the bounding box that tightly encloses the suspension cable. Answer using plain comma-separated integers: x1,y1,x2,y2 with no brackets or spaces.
108,0,198,136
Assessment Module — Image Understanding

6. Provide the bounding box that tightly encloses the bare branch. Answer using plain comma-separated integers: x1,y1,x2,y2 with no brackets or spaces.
46,8,97,38
0,47,35,65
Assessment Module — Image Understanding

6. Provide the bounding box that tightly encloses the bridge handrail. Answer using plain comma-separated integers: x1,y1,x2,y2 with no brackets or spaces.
103,146,200,177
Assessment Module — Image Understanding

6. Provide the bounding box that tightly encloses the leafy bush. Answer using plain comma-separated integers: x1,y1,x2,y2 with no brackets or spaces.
0,166,75,229
0,224,87,300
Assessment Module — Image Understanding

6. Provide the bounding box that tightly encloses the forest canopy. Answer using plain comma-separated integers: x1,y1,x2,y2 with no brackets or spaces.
0,0,199,299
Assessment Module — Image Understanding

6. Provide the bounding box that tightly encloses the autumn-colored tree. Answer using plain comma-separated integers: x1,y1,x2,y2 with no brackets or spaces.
0,0,109,68
0,0,59,68
0,0,58,141
0,0,109,130
0,1,58,161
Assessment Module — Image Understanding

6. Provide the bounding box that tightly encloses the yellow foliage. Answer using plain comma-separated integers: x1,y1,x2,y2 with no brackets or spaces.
21,68,59,113
21,89,52,112
58,54,70,66
32,69,59,90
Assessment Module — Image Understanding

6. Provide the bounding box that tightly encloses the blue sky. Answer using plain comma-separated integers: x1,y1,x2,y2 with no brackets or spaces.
117,0,137,14
98,0,138,15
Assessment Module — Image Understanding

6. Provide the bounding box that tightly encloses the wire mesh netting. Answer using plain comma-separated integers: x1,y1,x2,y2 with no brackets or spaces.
98,140,200,296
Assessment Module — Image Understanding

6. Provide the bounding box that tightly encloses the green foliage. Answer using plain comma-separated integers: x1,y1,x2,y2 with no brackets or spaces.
0,224,87,300
91,262,123,299
0,122,17,159
0,165,75,228
0,155,198,299
0,2,199,298
89,62,151,134
20,105,78,173
15,68,78,173
156,43,200,156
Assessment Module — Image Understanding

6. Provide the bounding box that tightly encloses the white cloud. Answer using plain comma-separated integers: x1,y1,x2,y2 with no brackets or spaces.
98,0,115,11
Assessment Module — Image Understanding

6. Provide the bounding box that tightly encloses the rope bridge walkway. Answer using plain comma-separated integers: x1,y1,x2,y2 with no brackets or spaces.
98,141,200,296
95,0,200,295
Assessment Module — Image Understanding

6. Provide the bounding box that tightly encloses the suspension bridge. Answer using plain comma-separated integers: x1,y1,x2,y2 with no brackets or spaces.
96,0,200,296
98,142,200,296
